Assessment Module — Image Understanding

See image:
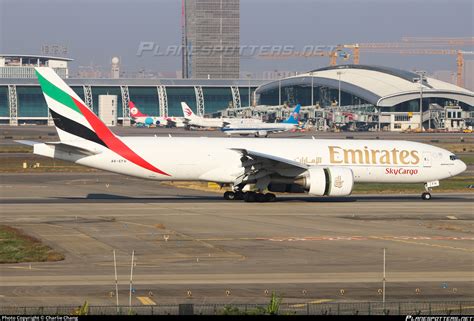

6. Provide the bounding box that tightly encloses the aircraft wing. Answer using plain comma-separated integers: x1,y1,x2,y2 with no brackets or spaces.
231,148,308,170
230,148,308,185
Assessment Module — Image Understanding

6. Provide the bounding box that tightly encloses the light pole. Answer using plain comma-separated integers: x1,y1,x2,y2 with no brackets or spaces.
383,248,386,311
337,71,342,109
414,71,426,132
246,73,252,107
277,72,282,106
310,72,314,107
378,107,381,132
336,71,343,126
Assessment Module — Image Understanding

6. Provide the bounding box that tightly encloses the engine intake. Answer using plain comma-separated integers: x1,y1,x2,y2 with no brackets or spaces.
304,167,354,196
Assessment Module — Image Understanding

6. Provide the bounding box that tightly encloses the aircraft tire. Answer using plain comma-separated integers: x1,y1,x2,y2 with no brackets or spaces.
244,192,256,202
224,191,236,200
255,193,266,202
234,191,245,200
421,192,432,200
264,193,276,202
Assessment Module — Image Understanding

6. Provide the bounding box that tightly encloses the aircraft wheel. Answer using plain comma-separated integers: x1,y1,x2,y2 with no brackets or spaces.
244,192,256,202
234,191,245,200
224,191,236,200
255,193,266,202
421,192,432,200
264,193,276,202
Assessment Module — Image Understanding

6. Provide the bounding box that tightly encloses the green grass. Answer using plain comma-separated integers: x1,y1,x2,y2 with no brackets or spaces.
353,176,474,194
459,154,474,165
0,155,97,173
0,225,64,263
432,143,474,153
0,145,33,153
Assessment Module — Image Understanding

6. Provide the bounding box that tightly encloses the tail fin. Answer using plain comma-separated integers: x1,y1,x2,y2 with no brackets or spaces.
129,101,147,118
35,67,170,176
36,67,110,145
181,102,197,119
282,104,301,124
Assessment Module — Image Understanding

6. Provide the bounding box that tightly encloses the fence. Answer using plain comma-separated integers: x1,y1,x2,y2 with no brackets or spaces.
1,301,473,315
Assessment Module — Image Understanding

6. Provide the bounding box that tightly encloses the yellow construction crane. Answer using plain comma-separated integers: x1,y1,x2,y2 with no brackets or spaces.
360,48,473,87
258,46,351,66
257,37,474,86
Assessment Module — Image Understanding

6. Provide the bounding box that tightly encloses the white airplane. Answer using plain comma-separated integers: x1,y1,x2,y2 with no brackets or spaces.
21,68,467,202
181,102,224,128
222,104,301,137
181,102,262,129
129,101,185,128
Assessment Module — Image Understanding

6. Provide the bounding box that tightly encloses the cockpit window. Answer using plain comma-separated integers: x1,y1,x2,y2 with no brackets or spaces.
450,154,459,161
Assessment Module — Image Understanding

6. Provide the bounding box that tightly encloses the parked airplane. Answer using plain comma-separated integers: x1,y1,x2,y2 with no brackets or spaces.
22,68,466,202
222,104,301,137
129,101,185,128
181,102,224,128
181,102,262,129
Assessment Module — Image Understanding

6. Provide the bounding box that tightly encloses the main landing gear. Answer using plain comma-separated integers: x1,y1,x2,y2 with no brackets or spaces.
223,191,276,202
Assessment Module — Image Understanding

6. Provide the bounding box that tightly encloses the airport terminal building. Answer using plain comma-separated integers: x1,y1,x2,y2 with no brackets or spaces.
0,54,264,125
255,65,474,130
0,55,473,130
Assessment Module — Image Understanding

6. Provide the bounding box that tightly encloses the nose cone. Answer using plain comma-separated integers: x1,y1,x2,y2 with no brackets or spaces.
455,160,467,176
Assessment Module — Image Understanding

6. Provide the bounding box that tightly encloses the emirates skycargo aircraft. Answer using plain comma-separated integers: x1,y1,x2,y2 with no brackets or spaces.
21,68,467,202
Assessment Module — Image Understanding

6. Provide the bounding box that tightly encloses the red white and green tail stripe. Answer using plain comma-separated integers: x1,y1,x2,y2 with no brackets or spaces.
35,67,170,176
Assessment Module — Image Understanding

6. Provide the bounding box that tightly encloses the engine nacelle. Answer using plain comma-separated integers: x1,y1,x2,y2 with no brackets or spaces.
255,130,268,137
305,167,354,196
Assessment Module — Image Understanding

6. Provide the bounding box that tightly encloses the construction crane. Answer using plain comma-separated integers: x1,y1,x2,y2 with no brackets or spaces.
258,48,351,66
258,37,473,86
400,37,474,46
361,49,473,87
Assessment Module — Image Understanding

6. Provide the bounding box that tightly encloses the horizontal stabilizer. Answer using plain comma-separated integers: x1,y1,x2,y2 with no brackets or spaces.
15,140,39,146
44,142,99,156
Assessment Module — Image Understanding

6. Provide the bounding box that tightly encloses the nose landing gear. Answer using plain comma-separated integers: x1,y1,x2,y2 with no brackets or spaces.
421,181,439,200
421,192,432,200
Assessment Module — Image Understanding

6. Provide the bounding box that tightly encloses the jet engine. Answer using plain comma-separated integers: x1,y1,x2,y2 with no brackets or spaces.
267,166,354,196
255,130,268,138
303,167,354,196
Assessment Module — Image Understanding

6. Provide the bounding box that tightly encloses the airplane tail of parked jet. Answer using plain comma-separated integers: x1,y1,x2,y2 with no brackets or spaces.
282,104,301,124
129,101,148,118
181,102,197,119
